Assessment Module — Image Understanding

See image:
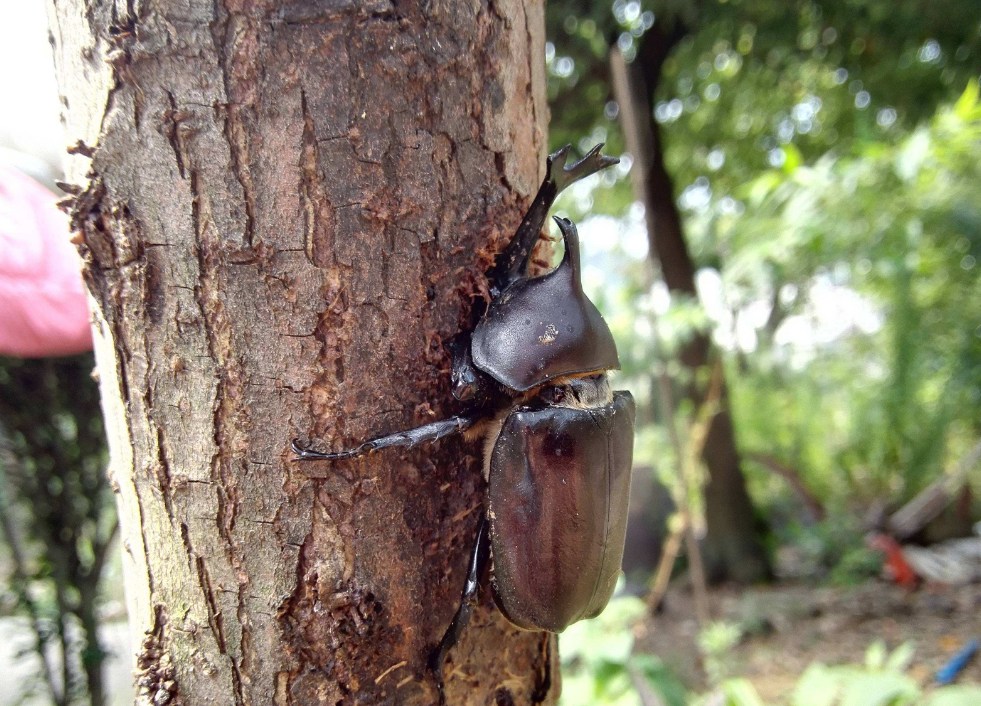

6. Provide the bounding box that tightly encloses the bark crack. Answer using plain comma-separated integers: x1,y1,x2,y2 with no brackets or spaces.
211,1,258,248
299,88,336,269
189,163,251,705
163,91,188,180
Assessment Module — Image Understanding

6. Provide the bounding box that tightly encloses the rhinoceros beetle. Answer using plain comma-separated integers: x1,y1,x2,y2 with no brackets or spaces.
292,143,635,692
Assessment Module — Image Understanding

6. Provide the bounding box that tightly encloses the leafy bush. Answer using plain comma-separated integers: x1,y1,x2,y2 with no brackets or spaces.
698,621,744,684
728,81,981,509
696,642,981,706
561,603,981,706
0,354,115,706
829,546,885,586
559,595,688,706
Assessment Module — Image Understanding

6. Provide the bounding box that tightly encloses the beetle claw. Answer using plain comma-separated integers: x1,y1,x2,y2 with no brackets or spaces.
290,438,359,461
427,651,447,705
291,438,323,460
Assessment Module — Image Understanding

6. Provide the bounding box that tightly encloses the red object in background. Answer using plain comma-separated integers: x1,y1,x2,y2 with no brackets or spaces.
868,534,919,587
0,165,92,357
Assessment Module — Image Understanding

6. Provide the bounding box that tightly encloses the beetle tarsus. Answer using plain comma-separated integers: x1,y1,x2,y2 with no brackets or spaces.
429,518,491,696
290,438,367,460
292,415,479,462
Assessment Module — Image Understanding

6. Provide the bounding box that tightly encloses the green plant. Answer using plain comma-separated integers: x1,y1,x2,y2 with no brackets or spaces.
698,621,744,685
0,355,115,706
829,546,885,586
768,513,883,583
562,615,981,706
559,594,689,706
697,642,981,706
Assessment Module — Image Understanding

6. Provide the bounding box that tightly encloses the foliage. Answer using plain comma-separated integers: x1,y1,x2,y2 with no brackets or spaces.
769,513,883,583
554,2,981,699
547,0,981,514
548,1,981,176
702,641,981,706
725,81,981,504
0,354,115,706
698,620,744,684
559,594,689,706
564,606,981,706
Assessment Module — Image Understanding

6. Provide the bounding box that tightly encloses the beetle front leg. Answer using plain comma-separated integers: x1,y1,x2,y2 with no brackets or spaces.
449,333,498,404
429,518,491,702
291,414,479,461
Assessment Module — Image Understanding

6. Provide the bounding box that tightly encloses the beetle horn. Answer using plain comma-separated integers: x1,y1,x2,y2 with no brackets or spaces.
552,216,582,288
551,142,618,193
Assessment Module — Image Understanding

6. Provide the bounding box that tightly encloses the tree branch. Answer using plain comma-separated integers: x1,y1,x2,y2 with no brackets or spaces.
744,452,826,522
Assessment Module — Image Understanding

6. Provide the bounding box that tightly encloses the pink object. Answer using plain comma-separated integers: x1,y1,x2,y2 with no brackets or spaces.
0,165,92,357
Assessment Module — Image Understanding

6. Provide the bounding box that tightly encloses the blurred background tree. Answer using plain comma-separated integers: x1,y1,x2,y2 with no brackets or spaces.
543,0,981,583
0,355,115,706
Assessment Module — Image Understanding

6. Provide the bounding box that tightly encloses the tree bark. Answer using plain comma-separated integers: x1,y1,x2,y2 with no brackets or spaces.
610,31,770,584
47,1,557,704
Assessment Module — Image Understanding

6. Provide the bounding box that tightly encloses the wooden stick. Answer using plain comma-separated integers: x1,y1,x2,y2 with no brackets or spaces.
888,439,981,540
646,521,685,613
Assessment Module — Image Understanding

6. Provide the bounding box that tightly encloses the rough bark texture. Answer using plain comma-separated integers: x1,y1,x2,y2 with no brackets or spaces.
46,1,557,704
611,31,770,585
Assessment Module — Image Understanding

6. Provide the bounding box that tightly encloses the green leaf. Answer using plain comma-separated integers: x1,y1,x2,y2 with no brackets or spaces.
865,640,888,670
885,642,916,672
925,686,981,706
894,129,931,182
838,672,920,706
593,660,628,691
558,595,646,666
593,660,637,703
722,678,767,706
954,79,980,120
631,654,689,706
783,143,804,173
740,170,785,205
791,664,840,706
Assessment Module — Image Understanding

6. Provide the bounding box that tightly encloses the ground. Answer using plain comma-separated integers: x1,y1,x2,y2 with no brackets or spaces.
637,581,981,701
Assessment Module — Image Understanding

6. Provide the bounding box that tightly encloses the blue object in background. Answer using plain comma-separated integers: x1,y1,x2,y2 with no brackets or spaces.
935,638,980,686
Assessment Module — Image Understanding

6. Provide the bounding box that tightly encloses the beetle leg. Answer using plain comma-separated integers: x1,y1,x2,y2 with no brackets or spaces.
490,143,618,294
449,333,497,404
429,518,491,701
291,414,479,461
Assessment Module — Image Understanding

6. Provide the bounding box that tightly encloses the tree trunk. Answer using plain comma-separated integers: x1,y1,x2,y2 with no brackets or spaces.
78,584,108,706
610,32,769,584
47,2,557,704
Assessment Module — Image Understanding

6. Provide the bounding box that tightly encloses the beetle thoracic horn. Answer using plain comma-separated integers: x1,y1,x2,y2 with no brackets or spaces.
552,215,582,285
496,144,618,295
